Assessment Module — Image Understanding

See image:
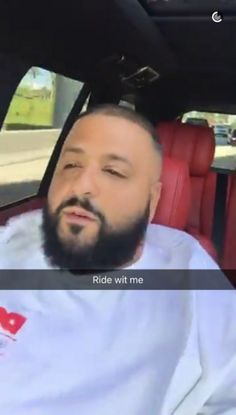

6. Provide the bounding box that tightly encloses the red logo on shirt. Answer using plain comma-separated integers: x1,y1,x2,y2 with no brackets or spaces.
0,307,27,335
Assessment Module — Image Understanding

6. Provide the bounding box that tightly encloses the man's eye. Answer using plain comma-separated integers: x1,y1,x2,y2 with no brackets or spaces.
63,163,81,170
104,169,126,178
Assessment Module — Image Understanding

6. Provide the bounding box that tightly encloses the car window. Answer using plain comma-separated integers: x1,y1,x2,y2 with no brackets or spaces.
185,117,209,127
0,67,84,207
182,111,236,171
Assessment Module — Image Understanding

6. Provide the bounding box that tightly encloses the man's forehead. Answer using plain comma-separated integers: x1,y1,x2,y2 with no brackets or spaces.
64,113,154,149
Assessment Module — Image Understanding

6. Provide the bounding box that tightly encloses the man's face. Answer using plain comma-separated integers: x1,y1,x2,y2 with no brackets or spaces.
42,113,162,270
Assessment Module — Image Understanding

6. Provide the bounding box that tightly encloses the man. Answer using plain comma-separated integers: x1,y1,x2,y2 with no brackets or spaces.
0,104,220,270
0,105,235,415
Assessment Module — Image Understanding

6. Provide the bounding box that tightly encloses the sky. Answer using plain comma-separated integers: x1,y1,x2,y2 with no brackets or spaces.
20,68,53,89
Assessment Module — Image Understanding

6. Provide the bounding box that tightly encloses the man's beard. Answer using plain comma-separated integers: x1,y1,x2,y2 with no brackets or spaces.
41,197,150,273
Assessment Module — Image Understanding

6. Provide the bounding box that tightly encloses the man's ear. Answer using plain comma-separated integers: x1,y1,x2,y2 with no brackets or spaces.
149,181,162,222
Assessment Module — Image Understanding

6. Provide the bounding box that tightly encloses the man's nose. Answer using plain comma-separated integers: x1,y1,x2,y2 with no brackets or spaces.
71,167,100,197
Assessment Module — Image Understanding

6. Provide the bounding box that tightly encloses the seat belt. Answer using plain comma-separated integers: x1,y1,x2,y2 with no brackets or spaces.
211,170,228,258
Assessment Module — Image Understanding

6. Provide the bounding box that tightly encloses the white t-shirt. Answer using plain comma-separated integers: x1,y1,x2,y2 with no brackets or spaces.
0,210,235,415
0,289,235,415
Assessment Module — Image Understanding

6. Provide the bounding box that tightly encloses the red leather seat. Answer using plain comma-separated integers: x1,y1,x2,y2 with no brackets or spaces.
222,174,236,269
157,121,217,258
152,156,191,230
152,156,217,258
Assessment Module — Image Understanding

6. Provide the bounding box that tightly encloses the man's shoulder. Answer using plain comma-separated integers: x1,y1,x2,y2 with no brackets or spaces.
0,209,43,239
195,289,236,369
0,209,43,268
146,223,203,255
147,223,196,245
146,223,219,270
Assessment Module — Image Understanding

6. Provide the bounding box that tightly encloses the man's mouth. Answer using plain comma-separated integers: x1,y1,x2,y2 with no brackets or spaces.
62,207,97,225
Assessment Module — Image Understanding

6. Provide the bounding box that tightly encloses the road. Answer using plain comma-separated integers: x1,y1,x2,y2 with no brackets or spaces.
0,129,60,183
0,129,60,206
0,129,235,206
213,143,236,170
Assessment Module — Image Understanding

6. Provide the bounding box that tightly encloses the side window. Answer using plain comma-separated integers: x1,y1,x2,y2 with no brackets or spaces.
182,111,236,171
0,67,83,207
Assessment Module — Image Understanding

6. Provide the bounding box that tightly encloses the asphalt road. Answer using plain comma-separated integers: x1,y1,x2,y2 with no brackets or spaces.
213,143,236,170
0,129,60,183
0,129,235,207
0,129,60,206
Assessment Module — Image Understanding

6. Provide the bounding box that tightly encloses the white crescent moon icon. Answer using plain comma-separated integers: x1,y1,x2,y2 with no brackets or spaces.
212,11,222,23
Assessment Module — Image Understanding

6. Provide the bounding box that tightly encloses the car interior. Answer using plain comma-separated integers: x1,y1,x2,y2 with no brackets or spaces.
0,0,235,284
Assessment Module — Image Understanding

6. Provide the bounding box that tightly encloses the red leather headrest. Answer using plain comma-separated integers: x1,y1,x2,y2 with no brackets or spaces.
157,121,215,176
152,156,191,230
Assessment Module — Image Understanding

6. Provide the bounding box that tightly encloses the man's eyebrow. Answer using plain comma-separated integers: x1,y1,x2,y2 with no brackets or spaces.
104,153,133,167
62,148,132,167
62,147,85,155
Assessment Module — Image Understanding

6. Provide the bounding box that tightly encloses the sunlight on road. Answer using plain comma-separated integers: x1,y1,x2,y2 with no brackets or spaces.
213,145,236,170
0,129,59,184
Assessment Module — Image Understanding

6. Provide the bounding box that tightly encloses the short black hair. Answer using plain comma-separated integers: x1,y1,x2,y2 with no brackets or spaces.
77,104,162,157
